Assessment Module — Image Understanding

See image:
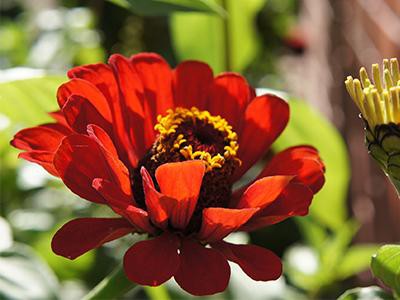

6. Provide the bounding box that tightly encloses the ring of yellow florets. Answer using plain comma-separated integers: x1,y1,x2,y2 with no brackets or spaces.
345,58,400,130
153,107,241,171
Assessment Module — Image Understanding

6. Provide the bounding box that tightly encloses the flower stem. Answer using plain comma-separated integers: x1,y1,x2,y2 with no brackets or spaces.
221,0,231,71
82,264,138,300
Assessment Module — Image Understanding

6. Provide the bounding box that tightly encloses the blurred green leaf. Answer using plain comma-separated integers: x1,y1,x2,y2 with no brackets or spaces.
0,75,65,126
338,286,392,300
371,244,400,296
170,0,266,73
273,99,350,230
0,243,59,300
0,75,65,155
336,245,380,280
108,0,225,16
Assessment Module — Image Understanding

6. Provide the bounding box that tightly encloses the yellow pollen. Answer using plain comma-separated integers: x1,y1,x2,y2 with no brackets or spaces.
345,58,400,129
153,107,241,171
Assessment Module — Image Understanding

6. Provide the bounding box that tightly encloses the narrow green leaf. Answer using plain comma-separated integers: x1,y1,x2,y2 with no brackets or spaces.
272,99,350,230
108,0,225,16
371,244,400,295
338,286,392,300
83,264,139,300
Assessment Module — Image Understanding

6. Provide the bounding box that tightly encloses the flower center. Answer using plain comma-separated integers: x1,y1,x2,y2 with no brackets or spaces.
131,107,241,231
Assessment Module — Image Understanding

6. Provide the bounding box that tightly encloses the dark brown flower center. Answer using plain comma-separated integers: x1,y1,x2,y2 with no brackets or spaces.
130,107,241,232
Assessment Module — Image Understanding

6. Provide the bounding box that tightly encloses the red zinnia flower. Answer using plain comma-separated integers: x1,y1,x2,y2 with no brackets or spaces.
11,53,325,296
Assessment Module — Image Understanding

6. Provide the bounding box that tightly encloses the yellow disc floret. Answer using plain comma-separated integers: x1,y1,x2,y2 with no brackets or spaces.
345,58,400,129
153,107,240,171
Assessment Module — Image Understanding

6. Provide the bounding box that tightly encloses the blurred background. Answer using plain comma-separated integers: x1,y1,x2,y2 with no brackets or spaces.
0,0,400,299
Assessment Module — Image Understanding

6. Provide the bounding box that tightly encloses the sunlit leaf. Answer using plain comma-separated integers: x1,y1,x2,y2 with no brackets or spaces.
371,244,400,296
338,286,392,300
108,0,225,16
170,0,266,73
0,243,59,300
272,99,350,230
0,75,65,126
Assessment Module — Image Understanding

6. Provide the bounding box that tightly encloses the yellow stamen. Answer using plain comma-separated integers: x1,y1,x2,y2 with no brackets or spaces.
154,107,240,171
345,58,400,129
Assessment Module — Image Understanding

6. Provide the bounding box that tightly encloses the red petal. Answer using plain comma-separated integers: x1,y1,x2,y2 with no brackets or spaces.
92,178,155,234
212,241,282,281
109,54,148,162
57,78,112,122
62,95,112,135
11,125,66,152
67,63,119,104
52,218,133,259
233,94,289,182
130,53,174,124
175,239,230,296
49,111,70,128
173,61,213,109
258,146,325,193
208,73,252,131
155,161,205,229
87,124,118,157
235,176,293,209
19,151,58,176
198,207,258,242
241,183,314,231
123,233,180,286
54,134,129,204
141,167,168,228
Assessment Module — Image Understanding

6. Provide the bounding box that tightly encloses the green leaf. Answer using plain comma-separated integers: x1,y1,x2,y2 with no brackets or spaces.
338,286,392,300
108,0,225,16
0,75,66,153
371,244,400,295
336,245,380,280
0,75,65,126
272,99,350,230
170,0,266,73
0,243,59,300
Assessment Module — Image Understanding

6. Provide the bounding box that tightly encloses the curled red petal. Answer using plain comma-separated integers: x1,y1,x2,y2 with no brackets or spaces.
235,175,293,209
258,146,325,193
123,233,180,286
241,182,314,231
173,61,213,110
175,239,230,296
212,241,282,281
52,217,134,259
198,207,258,243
